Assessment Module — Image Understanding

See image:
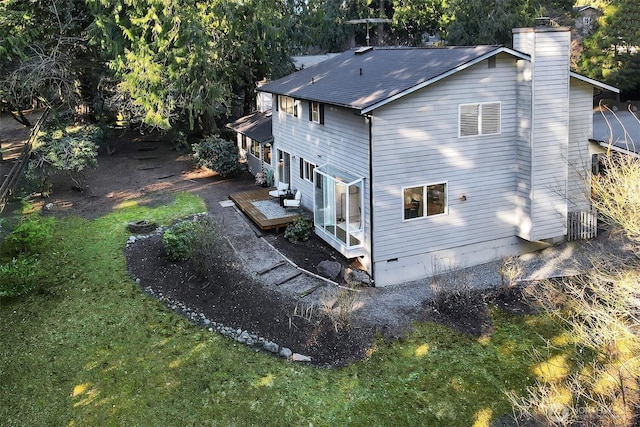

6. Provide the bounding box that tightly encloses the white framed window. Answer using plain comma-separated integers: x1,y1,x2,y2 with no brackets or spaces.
250,139,260,158
263,143,272,164
309,101,324,124
459,102,501,137
402,182,447,220
278,95,297,117
300,158,315,182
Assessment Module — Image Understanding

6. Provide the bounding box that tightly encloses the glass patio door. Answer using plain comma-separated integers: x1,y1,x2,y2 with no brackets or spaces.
276,149,290,186
313,165,364,256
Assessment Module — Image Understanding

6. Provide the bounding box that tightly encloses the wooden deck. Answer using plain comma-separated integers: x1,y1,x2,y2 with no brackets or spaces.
229,188,300,230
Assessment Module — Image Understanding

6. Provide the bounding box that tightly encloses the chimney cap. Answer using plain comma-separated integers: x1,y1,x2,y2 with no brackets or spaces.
535,17,552,27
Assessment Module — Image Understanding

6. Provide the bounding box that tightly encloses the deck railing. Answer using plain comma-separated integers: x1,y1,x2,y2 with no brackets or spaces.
0,108,49,213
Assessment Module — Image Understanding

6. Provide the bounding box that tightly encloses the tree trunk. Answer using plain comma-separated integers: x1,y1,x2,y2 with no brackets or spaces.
377,0,385,46
197,113,219,136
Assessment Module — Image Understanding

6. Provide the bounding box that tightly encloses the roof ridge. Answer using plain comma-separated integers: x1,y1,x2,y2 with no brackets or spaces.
367,45,503,50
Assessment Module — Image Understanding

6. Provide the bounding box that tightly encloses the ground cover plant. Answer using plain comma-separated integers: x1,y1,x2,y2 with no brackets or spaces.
0,191,574,426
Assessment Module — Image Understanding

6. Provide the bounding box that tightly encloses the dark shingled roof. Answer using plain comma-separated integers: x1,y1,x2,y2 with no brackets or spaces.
226,111,273,143
260,46,504,112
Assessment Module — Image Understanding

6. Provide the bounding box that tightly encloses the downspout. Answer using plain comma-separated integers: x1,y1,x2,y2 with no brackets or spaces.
366,114,375,286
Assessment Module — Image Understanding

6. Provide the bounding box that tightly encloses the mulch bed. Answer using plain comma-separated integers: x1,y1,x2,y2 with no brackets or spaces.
125,229,374,367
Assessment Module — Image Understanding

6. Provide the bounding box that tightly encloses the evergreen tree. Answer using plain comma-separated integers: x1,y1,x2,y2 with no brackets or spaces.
445,0,537,46
87,0,295,131
390,0,449,46
87,0,228,131
580,0,640,98
212,0,295,116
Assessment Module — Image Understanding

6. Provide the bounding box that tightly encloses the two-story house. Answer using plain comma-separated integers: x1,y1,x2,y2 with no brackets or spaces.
247,25,617,287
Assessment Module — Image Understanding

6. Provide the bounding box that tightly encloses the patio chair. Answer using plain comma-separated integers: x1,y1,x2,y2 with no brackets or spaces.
283,190,302,209
268,181,289,198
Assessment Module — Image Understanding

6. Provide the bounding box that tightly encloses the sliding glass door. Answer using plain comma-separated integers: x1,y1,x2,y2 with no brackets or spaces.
276,149,290,186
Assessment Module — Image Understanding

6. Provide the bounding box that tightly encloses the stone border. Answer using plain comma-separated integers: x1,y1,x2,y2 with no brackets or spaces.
125,219,312,363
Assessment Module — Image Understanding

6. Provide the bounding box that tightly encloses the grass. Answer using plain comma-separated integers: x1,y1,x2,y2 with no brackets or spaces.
0,192,570,426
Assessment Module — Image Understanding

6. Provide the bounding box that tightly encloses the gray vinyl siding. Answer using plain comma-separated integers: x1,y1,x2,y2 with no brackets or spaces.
271,99,371,252
370,55,520,262
528,30,571,241
567,80,594,211
272,102,369,191
515,58,532,239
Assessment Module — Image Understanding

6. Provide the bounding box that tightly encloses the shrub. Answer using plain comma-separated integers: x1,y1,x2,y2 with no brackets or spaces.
29,123,100,191
171,130,189,151
499,256,522,289
162,219,201,262
0,257,40,298
187,216,216,279
4,218,52,255
284,215,313,243
191,135,239,178
162,216,216,274
319,285,360,332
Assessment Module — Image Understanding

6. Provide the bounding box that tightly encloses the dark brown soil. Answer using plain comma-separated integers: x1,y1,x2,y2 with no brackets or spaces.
2,126,530,367
124,228,372,367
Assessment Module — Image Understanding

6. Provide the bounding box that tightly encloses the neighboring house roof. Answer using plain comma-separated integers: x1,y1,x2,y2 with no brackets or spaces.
260,46,527,114
570,72,619,93
573,5,600,13
226,111,273,143
593,109,640,157
292,54,340,70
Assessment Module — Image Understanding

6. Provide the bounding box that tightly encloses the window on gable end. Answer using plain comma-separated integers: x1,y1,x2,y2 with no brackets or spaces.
459,102,500,137
459,104,479,137
481,102,500,134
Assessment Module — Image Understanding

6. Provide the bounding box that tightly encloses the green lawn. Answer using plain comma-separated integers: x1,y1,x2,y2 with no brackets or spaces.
0,193,567,426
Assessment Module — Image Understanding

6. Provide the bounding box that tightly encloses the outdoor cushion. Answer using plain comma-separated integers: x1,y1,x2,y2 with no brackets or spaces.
283,190,301,208
268,181,289,197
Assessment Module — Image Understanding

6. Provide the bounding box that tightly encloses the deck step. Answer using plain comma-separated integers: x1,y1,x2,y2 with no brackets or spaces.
274,271,302,286
257,260,286,275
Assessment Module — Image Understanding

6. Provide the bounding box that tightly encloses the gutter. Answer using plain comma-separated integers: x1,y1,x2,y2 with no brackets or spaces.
592,138,640,159
367,114,375,286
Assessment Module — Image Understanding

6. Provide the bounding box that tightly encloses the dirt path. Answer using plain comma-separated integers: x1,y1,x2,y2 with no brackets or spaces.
0,111,44,187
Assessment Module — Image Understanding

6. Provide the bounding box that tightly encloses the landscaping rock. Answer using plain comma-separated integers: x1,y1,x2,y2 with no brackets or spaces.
279,347,293,359
316,260,342,280
344,267,372,287
291,353,312,362
127,220,158,234
134,249,323,364
263,341,279,353
237,330,251,343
